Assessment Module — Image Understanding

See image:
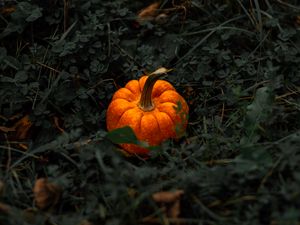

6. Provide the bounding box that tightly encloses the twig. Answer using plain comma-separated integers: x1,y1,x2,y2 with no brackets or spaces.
276,91,300,101
63,0,70,32
36,61,61,74
204,159,234,166
4,134,11,171
253,0,263,39
208,195,257,208
219,87,225,124
222,195,256,206
237,0,256,28
89,78,117,90
276,0,300,10
257,157,282,191
107,22,111,57
112,41,143,69
192,195,225,221
141,217,202,224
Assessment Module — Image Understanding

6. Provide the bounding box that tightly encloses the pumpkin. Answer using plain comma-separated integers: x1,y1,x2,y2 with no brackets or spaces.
106,68,189,155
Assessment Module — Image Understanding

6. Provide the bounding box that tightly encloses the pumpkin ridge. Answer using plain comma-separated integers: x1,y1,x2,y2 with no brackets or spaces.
159,111,175,124
138,76,147,93
115,96,136,102
158,102,177,110
116,107,136,127
125,80,141,95
153,90,167,100
140,113,160,143
156,90,181,104
124,87,137,98
134,112,142,136
152,113,162,136
152,83,175,99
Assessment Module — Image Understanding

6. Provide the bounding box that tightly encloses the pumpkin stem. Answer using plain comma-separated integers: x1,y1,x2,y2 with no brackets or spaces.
138,68,172,111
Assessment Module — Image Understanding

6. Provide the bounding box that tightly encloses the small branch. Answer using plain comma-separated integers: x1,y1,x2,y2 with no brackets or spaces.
276,0,300,10
36,61,61,74
141,216,202,224
63,0,70,32
219,87,225,124
5,134,11,171
257,157,282,191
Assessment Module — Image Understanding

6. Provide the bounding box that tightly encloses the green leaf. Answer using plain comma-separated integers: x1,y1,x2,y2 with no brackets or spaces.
106,126,152,149
0,47,7,62
246,86,274,123
106,126,141,145
26,7,42,22
3,56,21,70
234,147,273,174
14,70,28,82
241,86,274,144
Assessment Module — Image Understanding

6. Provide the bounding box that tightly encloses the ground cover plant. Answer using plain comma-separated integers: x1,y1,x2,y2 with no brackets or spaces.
0,0,300,224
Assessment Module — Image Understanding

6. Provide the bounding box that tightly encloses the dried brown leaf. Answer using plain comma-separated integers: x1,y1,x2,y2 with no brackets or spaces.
155,13,169,24
14,115,32,140
0,202,11,214
152,190,184,220
78,220,94,225
168,200,181,218
152,190,184,203
33,178,62,210
0,180,5,197
53,116,64,133
137,2,161,22
0,126,15,133
295,16,300,26
0,6,16,16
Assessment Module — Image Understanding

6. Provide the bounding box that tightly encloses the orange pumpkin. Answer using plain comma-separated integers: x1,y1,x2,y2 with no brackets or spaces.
106,68,189,155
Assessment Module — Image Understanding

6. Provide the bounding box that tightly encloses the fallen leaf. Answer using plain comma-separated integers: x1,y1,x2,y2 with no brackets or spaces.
53,116,64,133
152,190,184,203
14,115,32,140
78,220,94,225
0,180,5,197
137,2,161,23
0,6,16,16
295,16,300,27
154,13,169,24
0,202,10,214
33,178,62,210
151,189,184,221
0,115,32,149
0,114,32,137
0,126,15,133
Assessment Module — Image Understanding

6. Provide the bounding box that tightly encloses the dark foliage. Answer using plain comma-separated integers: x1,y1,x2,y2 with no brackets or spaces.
0,0,300,224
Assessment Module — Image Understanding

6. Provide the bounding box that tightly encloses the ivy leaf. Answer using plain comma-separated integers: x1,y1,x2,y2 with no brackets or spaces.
26,7,42,22
14,70,28,82
246,86,274,123
234,146,273,174
0,47,7,62
241,86,274,145
3,56,21,70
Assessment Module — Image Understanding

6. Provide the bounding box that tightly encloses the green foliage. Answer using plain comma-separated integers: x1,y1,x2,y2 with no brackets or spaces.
0,0,300,224
241,86,274,145
106,126,150,148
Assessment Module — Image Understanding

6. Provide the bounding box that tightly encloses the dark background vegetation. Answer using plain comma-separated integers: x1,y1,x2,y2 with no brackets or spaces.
0,0,300,224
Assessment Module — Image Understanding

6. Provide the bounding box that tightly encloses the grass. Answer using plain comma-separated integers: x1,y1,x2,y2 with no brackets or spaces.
0,0,300,224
